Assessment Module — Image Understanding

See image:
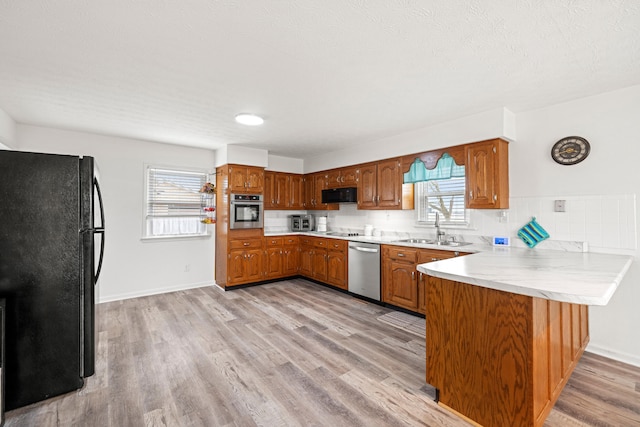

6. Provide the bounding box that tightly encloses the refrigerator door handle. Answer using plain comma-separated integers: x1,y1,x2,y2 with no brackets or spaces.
94,177,105,283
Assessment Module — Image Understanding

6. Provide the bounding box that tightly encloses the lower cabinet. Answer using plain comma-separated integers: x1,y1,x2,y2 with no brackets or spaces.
228,238,264,286
300,236,347,290
326,239,348,290
382,245,469,314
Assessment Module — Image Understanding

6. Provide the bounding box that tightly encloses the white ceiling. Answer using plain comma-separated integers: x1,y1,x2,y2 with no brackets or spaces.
1,1,639,159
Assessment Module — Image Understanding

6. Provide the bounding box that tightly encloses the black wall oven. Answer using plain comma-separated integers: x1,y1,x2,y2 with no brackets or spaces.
230,194,264,229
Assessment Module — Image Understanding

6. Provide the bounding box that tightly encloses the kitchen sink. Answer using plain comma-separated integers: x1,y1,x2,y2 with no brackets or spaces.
395,238,435,244
394,238,473,247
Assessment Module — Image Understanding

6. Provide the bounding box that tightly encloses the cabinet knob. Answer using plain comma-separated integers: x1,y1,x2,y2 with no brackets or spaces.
243,242,250,246
398,253,405,257
431,258,437,261
493,194,498,201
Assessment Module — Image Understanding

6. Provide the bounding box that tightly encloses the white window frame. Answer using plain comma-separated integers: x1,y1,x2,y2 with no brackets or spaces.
415,177,469,227
142,164,211,240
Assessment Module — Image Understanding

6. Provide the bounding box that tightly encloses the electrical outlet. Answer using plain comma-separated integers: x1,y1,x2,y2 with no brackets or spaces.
554,200,566,212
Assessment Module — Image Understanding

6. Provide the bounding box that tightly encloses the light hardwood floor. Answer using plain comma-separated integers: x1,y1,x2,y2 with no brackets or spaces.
5,279,640,426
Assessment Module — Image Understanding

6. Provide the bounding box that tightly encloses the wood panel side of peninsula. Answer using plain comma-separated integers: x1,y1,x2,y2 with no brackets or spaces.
426,277,588,427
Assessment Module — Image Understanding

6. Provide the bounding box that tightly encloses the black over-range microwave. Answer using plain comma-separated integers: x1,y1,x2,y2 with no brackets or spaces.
321,187,357,204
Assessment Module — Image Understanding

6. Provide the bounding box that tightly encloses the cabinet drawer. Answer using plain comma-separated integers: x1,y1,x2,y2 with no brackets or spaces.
265,237,284,247
313,238,327,248
283,236,299,246
327,239,347,252
229,239,262,250
300,237,315,246
386,247,418,262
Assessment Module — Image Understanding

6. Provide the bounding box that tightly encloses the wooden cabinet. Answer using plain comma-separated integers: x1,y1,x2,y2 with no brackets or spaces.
466,138,509,209
426,278,589,427
302,173,339,210
382,245,468,314
299,236,347,289
264,172,305,210
326,239,348,290
282,236,300,276
382,246,419,311
264,236,300,279
326,166,359,189
227,237,264,286
357,158,402,209
228,165,264,193
289,174,305,209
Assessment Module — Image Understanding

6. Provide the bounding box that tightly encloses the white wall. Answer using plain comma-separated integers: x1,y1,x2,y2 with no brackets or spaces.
512,85,640,365
304,107,516,173
16,124,216,302
0,108,16,149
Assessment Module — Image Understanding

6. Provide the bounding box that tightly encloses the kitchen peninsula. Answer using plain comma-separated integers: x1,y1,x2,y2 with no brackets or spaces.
418,248,633,427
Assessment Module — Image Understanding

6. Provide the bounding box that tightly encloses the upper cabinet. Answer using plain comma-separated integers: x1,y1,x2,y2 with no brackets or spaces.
303,173,339,210
357,158,403,210
264,171,305,210
228,165,264,193
326,166,359,189
465,139,509,209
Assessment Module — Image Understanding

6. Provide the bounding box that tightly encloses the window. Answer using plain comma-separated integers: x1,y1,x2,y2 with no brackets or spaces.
144,166,209,238
415,177,468,225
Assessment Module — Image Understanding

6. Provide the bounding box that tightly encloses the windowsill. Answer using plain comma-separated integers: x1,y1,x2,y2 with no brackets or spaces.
141,233,212,242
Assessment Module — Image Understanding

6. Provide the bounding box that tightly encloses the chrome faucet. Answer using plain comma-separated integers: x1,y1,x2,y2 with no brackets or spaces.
435,212,445,243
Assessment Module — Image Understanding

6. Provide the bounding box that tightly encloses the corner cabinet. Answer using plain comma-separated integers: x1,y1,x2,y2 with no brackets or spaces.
382,245,469,314
465,138,509,209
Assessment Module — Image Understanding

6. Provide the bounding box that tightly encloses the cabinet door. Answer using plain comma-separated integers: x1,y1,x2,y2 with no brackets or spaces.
385,260,418,311
303,176,315,209
326,251,347,290
299,246,313,277
341,166,359,187
246,166,264,193
264,171,276,209
312,248,328,281
417,271,427,314
274,173,290,207
228,250,246,284
326,170,342,189
466,140,508,209
282,246,300,276
229,166,248,192
377,158,401,208
289,174,305,209
265,247,283,278
357,164,377,209
244,249,263,282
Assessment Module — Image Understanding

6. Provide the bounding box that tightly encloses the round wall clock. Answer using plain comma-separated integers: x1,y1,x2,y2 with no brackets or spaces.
551,136,590,165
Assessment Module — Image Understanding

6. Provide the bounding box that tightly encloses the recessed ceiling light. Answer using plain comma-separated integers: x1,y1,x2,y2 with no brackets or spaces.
235,113,264,126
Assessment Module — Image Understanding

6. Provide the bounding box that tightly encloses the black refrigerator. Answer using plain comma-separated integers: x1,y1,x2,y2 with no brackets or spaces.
0,150,105,410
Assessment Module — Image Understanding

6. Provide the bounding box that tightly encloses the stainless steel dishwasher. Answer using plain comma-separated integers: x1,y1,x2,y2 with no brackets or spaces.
348,242,381,301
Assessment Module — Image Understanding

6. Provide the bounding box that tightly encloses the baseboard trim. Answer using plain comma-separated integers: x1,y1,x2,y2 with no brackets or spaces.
98,281,216,303
587,343,640,368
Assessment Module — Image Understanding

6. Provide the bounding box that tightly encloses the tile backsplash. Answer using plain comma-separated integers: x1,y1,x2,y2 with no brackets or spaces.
264,194,637,252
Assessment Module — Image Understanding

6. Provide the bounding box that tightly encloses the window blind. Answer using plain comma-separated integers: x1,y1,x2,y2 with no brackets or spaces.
416,177,467,224
146,168,206,218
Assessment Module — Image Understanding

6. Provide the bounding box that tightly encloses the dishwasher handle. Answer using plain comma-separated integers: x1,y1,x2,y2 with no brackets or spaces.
350,245,379,253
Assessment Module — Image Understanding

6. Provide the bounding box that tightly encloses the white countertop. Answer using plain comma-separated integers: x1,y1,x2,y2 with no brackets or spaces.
417,247,633,306
265,230,633,305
